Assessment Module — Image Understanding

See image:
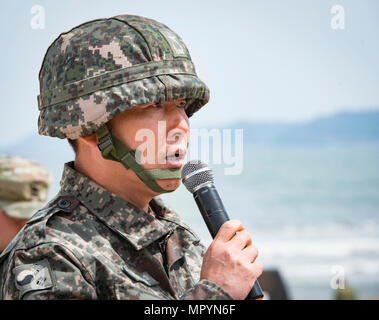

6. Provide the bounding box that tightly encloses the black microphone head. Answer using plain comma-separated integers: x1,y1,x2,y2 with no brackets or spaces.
181,160,214,194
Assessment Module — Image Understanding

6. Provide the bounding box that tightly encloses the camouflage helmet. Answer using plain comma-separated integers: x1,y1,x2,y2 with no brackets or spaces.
0,156,53,219
37,14,210,140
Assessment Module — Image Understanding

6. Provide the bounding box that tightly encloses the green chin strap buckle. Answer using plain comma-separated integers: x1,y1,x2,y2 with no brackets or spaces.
96,124,182,194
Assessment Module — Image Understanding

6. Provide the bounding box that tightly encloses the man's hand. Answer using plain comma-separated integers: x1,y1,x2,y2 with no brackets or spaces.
200,219,263,300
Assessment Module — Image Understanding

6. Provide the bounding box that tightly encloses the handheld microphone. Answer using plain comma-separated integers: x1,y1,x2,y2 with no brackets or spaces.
181,160,264,300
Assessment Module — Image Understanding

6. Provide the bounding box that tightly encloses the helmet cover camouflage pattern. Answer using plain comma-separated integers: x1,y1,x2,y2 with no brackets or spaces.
37,14,210,139
0,156,53,219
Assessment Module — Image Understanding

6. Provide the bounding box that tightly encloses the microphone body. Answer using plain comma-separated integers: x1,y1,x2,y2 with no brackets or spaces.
193,183,264,300
193,183,229,238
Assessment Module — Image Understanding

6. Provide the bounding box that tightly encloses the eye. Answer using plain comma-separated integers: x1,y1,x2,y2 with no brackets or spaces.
177,101,186,108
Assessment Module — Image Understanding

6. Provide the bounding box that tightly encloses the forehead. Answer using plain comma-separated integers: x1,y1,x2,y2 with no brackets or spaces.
116,99,187,117
109,99,189,130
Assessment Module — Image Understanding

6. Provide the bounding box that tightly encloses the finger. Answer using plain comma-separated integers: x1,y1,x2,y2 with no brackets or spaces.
242,244,258,264
214,220,244,243
229,229,252,249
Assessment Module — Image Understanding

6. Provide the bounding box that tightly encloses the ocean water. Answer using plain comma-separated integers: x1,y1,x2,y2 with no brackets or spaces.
162,144,379,299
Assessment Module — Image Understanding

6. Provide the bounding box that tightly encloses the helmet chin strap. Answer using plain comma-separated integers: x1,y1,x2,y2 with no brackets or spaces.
95,124,183,194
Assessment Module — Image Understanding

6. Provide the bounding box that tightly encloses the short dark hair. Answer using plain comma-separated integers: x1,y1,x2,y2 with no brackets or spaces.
67,139,78,154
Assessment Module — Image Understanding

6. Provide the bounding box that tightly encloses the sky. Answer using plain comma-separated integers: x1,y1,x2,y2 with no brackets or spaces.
0,0,378,147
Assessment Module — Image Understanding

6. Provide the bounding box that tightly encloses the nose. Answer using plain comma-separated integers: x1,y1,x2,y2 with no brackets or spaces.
165,101,189,137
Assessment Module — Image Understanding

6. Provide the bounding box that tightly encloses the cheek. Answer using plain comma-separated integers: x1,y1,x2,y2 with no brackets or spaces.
133,120,161,152
113,117,155,150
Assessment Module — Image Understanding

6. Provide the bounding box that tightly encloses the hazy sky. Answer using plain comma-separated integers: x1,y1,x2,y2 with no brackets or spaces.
0,0,378,147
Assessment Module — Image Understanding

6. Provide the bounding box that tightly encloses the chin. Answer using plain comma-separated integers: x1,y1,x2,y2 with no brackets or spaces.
158,178,181,191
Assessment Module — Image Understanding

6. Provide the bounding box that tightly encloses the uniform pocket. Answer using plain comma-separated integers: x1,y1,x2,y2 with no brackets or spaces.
114,283,166,300
121,266,159,287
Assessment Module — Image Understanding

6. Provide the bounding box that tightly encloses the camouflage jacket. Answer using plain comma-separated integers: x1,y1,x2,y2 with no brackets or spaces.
0,162,232,300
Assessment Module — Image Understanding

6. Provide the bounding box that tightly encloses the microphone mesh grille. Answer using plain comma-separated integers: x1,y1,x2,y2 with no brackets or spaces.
181,160,214,194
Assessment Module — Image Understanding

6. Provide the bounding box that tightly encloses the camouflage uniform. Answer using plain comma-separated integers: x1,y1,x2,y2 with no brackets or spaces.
0,162,232,299
0,15,233,300
0,156,52,220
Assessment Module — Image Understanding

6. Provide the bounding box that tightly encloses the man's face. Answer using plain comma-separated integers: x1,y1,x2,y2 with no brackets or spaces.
108,98,189,192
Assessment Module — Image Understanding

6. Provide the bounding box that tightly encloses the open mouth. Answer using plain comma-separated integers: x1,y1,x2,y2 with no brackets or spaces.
166,150,185,160
165,149,186,167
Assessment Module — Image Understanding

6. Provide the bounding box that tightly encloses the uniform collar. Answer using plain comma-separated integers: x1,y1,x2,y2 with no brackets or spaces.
60,162,177,250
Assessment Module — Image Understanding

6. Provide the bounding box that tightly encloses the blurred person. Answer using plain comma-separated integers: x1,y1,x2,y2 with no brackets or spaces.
0,15,262,300
0,156,52,253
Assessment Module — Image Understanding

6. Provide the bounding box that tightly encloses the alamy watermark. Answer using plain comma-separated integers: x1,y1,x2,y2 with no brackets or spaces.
30,5,45,30
330,4,345,30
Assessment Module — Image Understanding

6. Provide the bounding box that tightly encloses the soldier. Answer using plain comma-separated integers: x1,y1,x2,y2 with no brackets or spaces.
0,15,262,300
0,156,52,254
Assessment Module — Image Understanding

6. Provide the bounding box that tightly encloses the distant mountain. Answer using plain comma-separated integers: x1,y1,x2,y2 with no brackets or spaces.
216,110,379,146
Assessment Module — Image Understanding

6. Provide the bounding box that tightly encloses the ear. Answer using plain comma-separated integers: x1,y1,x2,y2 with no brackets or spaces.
79,132,99,148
